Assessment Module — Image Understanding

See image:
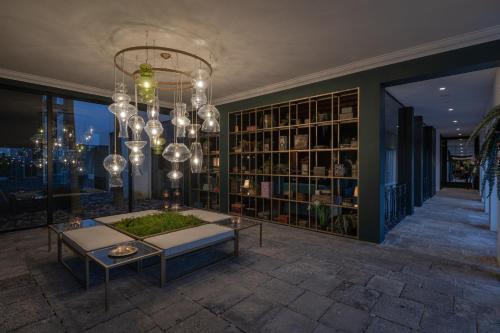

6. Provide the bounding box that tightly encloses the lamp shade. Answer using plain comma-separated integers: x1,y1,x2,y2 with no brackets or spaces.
198,104,220,120
128,115,145,140
190,142,203,173
186,124,201,139
162,143,191,162
144,120,164,146
103,154,126,187
191,69,209,90
201,118,220,133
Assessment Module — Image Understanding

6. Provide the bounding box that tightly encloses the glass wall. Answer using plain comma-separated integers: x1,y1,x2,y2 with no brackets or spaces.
50,96,130,223
0,84,180,231
0,88,48,231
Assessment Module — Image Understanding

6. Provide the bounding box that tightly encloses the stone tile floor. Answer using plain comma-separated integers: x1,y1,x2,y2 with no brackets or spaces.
1,190,500,332
384,188,498,267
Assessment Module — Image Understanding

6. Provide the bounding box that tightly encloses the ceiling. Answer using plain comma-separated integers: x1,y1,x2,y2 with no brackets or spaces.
1,1,500,105
387,68,497,137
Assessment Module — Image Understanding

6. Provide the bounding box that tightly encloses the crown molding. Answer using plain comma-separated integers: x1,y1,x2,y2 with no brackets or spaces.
0,67,175,108
0,67,113,97
213,25,500,106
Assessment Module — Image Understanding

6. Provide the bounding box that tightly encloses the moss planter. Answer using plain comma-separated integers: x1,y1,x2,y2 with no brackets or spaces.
113,211,204,238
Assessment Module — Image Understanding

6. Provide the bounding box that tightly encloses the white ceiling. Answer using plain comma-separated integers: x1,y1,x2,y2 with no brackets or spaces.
387,68,497,137
1,0,500,105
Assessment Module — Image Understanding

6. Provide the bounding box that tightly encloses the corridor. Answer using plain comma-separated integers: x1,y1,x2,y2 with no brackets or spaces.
384,188,498,268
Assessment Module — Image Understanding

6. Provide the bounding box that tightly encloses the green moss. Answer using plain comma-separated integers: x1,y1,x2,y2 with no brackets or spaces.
114,212,204,237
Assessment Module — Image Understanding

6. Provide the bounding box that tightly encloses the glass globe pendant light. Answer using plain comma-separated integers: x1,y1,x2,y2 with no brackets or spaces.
191,90,207,109
167,163,183,181
201,116,220,133
186,124,201,139
147,96,160,120
124,140,147,154
190,142,203,173
162,142,191,162
170,103,191,127
176,126,187,138
198,104,220,120
191,69,209,90
103,154,126,187
136,63,157,104
144,119,164,147
128,115,145,140
108,83,138,138
129,150,145,175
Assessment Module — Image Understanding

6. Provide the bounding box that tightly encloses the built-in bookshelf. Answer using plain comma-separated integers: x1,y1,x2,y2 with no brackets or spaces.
228,88,359,238
187,111,221,211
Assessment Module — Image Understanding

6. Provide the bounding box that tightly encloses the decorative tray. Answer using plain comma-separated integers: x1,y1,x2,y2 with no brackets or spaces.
108,244,138,258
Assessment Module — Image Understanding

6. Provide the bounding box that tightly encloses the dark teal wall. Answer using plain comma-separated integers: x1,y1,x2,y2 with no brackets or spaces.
220,40,500,243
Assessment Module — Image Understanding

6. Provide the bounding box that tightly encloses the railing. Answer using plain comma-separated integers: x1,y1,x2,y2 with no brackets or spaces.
384,183,407,233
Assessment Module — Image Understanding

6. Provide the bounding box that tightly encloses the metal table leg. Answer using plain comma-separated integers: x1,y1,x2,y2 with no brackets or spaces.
57,236,62,263
105,268,109,311
259,223,263,247
234,231,239,256
85,257,90,290
48,227,51,252
160,253,166,287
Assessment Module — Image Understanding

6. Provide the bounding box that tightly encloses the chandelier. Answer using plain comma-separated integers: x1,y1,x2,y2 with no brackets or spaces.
104,41,219,189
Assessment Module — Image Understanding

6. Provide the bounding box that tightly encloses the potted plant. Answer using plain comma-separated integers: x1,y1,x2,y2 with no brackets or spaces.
310,200,330,230
469,104,500,197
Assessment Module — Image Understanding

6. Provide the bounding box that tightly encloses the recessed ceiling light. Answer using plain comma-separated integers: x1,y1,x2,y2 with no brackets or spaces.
458,133,462,136
439,87,446,91
452,120,458,123
456,128,460,131
448,108,454,111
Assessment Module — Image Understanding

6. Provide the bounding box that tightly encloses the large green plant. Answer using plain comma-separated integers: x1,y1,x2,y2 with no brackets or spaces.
469,105,500,197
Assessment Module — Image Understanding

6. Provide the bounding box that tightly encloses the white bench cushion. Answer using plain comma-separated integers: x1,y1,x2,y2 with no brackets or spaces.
63,226,133,252
144,224,234,257
180,209,232,223
94,210,161,224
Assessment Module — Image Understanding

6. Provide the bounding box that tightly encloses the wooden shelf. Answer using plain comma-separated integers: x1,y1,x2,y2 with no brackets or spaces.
228,88,360,238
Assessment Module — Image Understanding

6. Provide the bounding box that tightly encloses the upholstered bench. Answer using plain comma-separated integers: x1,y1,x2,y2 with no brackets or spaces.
61,225,134,289
179,209,232,223
143,224,235,285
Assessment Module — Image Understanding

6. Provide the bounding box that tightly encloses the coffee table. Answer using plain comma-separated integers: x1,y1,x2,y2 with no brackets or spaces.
87,241,161,311
48,219,100,262
217,217,263,256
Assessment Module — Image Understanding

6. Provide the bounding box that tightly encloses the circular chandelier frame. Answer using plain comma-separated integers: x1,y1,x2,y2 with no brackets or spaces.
114,46,213,92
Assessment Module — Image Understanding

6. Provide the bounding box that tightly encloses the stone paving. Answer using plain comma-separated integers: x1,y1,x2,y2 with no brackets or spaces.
384,188,498,267
1,193,500,332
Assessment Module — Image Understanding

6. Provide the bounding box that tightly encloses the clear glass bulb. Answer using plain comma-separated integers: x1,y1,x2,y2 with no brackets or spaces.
191,69,209,91
167,162,183,180
191,91,207,109
201,117,220,133
124,140,147,154
171,103,191,128
128,115,145,140
198,104,220,120
162,143,191,162
103,154,126,187
190,142,203,173
186,124,201,139
108,102,138,138
144,120,164,146
147,96,160,120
